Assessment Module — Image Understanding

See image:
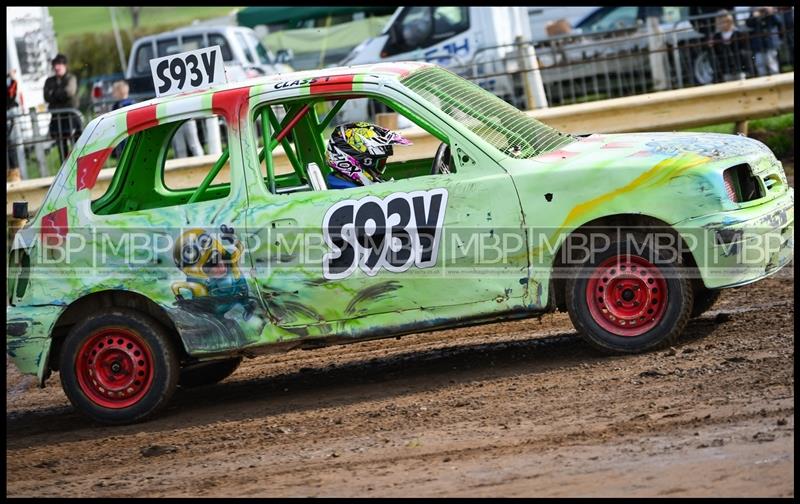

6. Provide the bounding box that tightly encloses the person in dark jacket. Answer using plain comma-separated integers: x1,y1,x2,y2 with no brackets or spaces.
745,7,783,76
43,53,82,161
7,69,22,181
777,6,794,65
689,6,737,39
711,11,751,82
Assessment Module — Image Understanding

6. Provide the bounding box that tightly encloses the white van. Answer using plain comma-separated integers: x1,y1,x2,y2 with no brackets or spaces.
337,7,596,122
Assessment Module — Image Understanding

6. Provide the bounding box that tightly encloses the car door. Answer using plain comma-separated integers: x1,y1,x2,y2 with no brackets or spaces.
242,89,528,336
81,96,261,355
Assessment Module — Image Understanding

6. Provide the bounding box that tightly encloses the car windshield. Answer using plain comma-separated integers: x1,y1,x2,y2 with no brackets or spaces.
401,67,574,159
246,32,274,65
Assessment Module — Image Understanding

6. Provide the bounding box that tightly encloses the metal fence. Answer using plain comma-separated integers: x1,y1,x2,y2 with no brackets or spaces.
7,10,794,180
7,107,85,179
450,10,795,108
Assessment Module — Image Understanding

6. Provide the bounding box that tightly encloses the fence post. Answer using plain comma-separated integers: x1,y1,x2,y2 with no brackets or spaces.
671,29,684,88
516,35,549,109
646,15,669,91
29,107,49,178
7,109,29,180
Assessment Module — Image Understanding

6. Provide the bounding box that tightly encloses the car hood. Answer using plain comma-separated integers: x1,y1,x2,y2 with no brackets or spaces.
529,131,781,179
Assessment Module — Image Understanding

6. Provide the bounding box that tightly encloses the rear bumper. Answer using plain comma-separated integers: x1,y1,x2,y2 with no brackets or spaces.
676,188,794,289
7,304,64,386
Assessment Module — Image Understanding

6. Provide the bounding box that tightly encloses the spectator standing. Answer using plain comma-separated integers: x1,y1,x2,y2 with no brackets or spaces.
43,53,82,162
746,7,783,76
111,80,135,159
712,11,750,82
777,6,794,66
689,6,736,39
7,69,22,182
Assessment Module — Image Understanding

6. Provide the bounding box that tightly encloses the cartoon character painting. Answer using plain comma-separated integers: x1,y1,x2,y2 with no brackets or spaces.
171,225,258,321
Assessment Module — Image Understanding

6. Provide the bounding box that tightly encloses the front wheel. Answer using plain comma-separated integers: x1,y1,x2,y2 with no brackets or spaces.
565,234,693,353
59,308,180,425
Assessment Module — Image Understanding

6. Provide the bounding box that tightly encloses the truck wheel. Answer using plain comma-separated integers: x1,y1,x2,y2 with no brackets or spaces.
59,308,179,425
179,357,242,388
565,233,693,353
691,283,722,318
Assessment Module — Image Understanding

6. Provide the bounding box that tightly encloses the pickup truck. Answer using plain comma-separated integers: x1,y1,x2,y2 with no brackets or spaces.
91,25,292,113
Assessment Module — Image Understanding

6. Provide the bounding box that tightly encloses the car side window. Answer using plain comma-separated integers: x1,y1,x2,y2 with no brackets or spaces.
385,7,470,56
399,7,433,50
134,43,154,75
432,7,469,41
588,6,639,32
250,94,455,197
91,113,232,216
235,32,255,64
208,34,234,62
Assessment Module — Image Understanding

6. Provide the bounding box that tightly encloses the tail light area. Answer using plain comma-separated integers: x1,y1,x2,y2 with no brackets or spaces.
722,164,764,203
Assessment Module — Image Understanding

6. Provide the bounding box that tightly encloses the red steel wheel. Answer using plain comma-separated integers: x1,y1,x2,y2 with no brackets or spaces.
586,255,668,337
60,308,180,424
75,327,154,409
565,232,693,354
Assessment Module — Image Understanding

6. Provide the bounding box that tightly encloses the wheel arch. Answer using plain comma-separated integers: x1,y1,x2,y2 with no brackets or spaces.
48,289,188,375
548,213,700,312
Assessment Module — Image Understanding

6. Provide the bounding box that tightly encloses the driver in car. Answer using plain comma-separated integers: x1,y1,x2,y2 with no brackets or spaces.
324,122,412,189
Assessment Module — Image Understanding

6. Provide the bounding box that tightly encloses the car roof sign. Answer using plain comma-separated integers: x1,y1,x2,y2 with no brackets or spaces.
149,46,227,98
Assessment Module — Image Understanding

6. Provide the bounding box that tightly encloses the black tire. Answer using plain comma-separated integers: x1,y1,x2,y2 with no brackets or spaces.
178,357,242,388
691,283,722,318
692,47,716,85
565,232,693,354
59,308,180,425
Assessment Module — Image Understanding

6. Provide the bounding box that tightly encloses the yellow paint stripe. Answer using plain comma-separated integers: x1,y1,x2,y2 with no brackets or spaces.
527,153,711,262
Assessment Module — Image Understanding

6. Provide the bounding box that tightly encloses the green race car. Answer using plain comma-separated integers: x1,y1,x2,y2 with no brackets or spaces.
7,62,794,424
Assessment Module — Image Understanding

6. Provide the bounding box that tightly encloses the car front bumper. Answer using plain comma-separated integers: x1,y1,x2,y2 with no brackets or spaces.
676,188,794,290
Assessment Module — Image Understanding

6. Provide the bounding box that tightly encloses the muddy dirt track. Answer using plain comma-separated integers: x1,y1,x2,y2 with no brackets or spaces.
5,166,796,497
6,267,794,497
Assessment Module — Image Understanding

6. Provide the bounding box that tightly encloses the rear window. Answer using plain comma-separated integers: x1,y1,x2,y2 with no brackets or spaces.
401,66,573,159
182,34,205,51
157,38,180,57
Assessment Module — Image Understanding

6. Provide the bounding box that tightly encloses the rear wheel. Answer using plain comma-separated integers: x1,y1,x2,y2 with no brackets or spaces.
59,308,179,425
179,357,242,388
566,233,693,353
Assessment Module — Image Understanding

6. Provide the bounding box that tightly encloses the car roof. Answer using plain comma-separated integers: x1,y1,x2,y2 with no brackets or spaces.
107,61,434,117
133,25,247,44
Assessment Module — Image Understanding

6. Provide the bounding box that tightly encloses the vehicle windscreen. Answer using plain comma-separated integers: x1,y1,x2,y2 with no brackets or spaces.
401,66,574,159
246,32,274,65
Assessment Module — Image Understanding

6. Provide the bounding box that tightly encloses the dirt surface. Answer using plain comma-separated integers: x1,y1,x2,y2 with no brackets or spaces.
6,165,795,497
6,267,794,497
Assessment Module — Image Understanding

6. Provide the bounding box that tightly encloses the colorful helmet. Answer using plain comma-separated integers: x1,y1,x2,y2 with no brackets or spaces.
325,122,412,185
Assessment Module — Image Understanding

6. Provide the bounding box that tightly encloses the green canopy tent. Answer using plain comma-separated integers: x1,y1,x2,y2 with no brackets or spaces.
236,6,396,29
